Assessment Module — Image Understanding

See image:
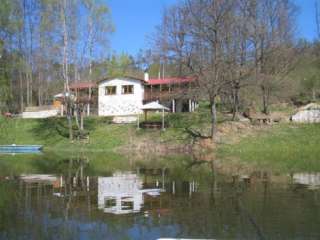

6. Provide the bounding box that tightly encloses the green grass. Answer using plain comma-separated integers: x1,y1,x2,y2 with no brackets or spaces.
2,109,320,173
0,115,195,152
218,123,320,172
0,116,134,151
0,106,217,152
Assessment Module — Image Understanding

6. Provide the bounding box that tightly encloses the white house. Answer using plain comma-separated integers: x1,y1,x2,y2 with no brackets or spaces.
98,77,145,117
98,173,144,215
97,172,163,215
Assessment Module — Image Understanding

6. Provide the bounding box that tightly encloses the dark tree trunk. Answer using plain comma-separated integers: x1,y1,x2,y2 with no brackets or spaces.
232,82,240,120
261,85,269,114
66,100,73,141
75,105,80,130
210,98,217,141
19,70,24,113
38,71,42,106
80,107,84,131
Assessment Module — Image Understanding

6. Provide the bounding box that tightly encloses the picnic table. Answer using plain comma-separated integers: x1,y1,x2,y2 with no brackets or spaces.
139,121,169,129
251,114,271,124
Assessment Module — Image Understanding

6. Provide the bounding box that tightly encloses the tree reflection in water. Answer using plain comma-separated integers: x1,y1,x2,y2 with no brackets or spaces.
0,153,320,239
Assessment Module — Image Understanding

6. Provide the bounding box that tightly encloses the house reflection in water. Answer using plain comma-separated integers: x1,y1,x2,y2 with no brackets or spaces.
98,172,163,215
292,173,320,189
19,174,62,188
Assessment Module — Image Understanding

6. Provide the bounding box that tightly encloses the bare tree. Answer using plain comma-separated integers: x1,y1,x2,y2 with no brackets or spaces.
248,0,297,114
154,0,297,140
60,0,73,140
156,0,237,140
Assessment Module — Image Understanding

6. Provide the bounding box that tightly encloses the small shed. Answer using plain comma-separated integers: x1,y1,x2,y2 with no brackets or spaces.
53,92,75,116
138,101,170,130
291,103,320,123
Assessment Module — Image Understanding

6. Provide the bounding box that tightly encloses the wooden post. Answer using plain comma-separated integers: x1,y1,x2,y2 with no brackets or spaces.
172,99,175,113
162,168,165,189
144,110,147,121
61,104,64,116
172,181,175,194
137,114,140,129
162,109,165,130
86,176,90,191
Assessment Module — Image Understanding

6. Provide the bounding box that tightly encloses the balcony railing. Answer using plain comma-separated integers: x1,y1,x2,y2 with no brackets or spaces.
144,89,193,102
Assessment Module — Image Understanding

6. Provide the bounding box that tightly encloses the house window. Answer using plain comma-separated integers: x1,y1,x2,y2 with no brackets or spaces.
122,85,134,94
105,86,116,95
105,197,116,208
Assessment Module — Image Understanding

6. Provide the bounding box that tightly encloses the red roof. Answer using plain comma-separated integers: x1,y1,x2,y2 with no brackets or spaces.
147,77,194,86
69,82,97,90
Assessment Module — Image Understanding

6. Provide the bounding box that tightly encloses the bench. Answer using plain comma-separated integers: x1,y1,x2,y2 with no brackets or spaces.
139,121,169,129
74,130,90,143
250,114,271,124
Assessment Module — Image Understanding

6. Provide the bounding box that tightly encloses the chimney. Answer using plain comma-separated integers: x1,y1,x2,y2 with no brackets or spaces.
144,71,149,82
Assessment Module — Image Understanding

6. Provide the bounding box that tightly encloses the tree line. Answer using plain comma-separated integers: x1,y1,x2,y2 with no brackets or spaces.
1,0,320,141
151,0,320,139
0,0,113,113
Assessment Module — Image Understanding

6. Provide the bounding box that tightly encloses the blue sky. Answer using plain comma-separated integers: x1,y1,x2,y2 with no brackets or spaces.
108,0,317,56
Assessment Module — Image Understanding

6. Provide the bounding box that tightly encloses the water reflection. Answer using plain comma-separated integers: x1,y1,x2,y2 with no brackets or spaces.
0,154,320,239
98,173,163,215
292,173,320,190
19,174,61,185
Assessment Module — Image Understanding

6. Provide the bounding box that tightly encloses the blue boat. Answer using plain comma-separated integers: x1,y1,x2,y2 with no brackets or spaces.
0,145,43,153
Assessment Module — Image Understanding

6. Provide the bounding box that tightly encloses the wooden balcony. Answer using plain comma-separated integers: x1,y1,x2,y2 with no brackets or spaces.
144,88,197,102
75,96,98,104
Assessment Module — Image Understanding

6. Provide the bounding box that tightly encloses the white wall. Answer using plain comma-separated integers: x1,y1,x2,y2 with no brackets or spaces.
98,78,144,116
22,109,59,119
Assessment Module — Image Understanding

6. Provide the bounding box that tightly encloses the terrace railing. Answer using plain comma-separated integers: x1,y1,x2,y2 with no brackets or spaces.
144,88,197,102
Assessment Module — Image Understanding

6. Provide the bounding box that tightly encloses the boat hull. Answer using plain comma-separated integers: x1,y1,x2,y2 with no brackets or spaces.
0,145,43,153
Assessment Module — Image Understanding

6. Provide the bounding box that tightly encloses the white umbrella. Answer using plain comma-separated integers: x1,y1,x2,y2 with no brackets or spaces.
138,101,170,130
140,101,170,111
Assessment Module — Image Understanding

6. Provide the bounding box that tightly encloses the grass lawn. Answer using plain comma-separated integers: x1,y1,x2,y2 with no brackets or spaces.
0,117,131,151
218,123,320,172
0,110,214,152
2,111,320,173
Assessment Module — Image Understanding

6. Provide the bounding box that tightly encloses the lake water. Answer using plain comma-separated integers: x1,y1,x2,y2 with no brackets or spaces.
0,152,319,240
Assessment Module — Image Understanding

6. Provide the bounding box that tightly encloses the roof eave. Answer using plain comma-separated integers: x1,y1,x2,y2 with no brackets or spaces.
97,75,146,84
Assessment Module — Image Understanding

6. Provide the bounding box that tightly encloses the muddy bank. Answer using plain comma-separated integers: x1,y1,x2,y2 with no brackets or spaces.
119,120,274,158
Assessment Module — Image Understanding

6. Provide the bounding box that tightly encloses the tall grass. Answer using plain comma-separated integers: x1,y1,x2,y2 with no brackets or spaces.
218,123,320,172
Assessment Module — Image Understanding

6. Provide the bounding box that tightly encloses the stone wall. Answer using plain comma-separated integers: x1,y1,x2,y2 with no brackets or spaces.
291,110,320,123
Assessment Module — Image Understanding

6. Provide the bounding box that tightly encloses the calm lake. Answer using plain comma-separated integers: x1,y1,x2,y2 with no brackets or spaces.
0,152,319,240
